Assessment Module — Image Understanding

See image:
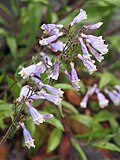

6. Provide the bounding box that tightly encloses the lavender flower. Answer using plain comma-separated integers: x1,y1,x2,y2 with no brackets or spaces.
26,101,53,125
32,77,64,97
49,61,59,80
114,85,120,93
17,85,33,102
40,52,52,67
41,24,63,34
70,9,87,26
42,84,64,97
39,32,63,46
84,22,103,30
87,43,104,62
80,84,97,108
105,89,120,106
49,41,65,52
37,90,62,105
78,36,91,59
77,54,97,74
88,84,97,96
81,33,108,55
80,92,89,108
20,122,35,149
95,89,109,108
19,61,46,79
48,28,60,35
65,62,80,91
70,62,80,90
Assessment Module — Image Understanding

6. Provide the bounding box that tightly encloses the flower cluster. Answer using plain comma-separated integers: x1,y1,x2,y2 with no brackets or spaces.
80,84,120,109
39,9,108,75
18,52,66,148
16,8,109,149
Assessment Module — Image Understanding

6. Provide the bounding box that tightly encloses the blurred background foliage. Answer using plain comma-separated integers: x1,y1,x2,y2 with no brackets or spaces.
0,0,120,159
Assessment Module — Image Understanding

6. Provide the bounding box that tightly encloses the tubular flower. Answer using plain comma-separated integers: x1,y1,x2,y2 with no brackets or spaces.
80,92,89,108
32,77,64,97
19,61,46,79
65,62,80,91
39,32,63,46
105,89,120,106
78,54,97,74
49,41,65,52
70,9,87,26
114,85,120,93
41,23,63,34
25,101,53,125
81,33,108,55
37,90,62,105
20,122,35,149
78,36,91,59
49,61,59,80
95,89,109,108
88,84,97,96
70,62,80,90
84,22,103,30
80,84,97,108
87,43,104,62
17,85,33,102
40,52,52,67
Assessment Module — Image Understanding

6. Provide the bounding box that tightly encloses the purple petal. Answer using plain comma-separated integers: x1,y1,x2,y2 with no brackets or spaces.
84,22,103,30
70,9,87,26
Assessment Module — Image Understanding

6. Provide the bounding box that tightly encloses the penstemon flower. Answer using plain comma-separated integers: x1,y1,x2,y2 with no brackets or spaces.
19,61,46,79
77,54,97,74
25,101,53,125
81,33,108,55
65,62,80,90
41,23,63,34
87,43,104,62
105,89,120,106
70,9,87,26
37,90,62,105
17,85,33,102
80,92,89,108
39,32,63,46
32,77,64,97
114,85,120,93
20,122,35,149
80,84,97,108
78,36,91,59
49,61,60,80
49,41,65,52
95,89,109,108
40,52,52,67
83,22,103,30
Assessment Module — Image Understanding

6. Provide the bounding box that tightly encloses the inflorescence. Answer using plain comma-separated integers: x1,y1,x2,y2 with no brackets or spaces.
14,9,109,149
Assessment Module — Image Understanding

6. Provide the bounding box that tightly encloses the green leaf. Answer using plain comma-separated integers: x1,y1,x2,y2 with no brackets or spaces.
10,0,19,15
71,138,87,160
107,35,120,52
71,114,92,128
102,0,120,7
6,75,21,98
6,36,17,59
93,110,114,123
21,0,49,5
99,72,120,88
45,117,64,131
0,101,13,129
61,100,78,114
47,128,62,152
54,83,73,90
93,141,120,152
